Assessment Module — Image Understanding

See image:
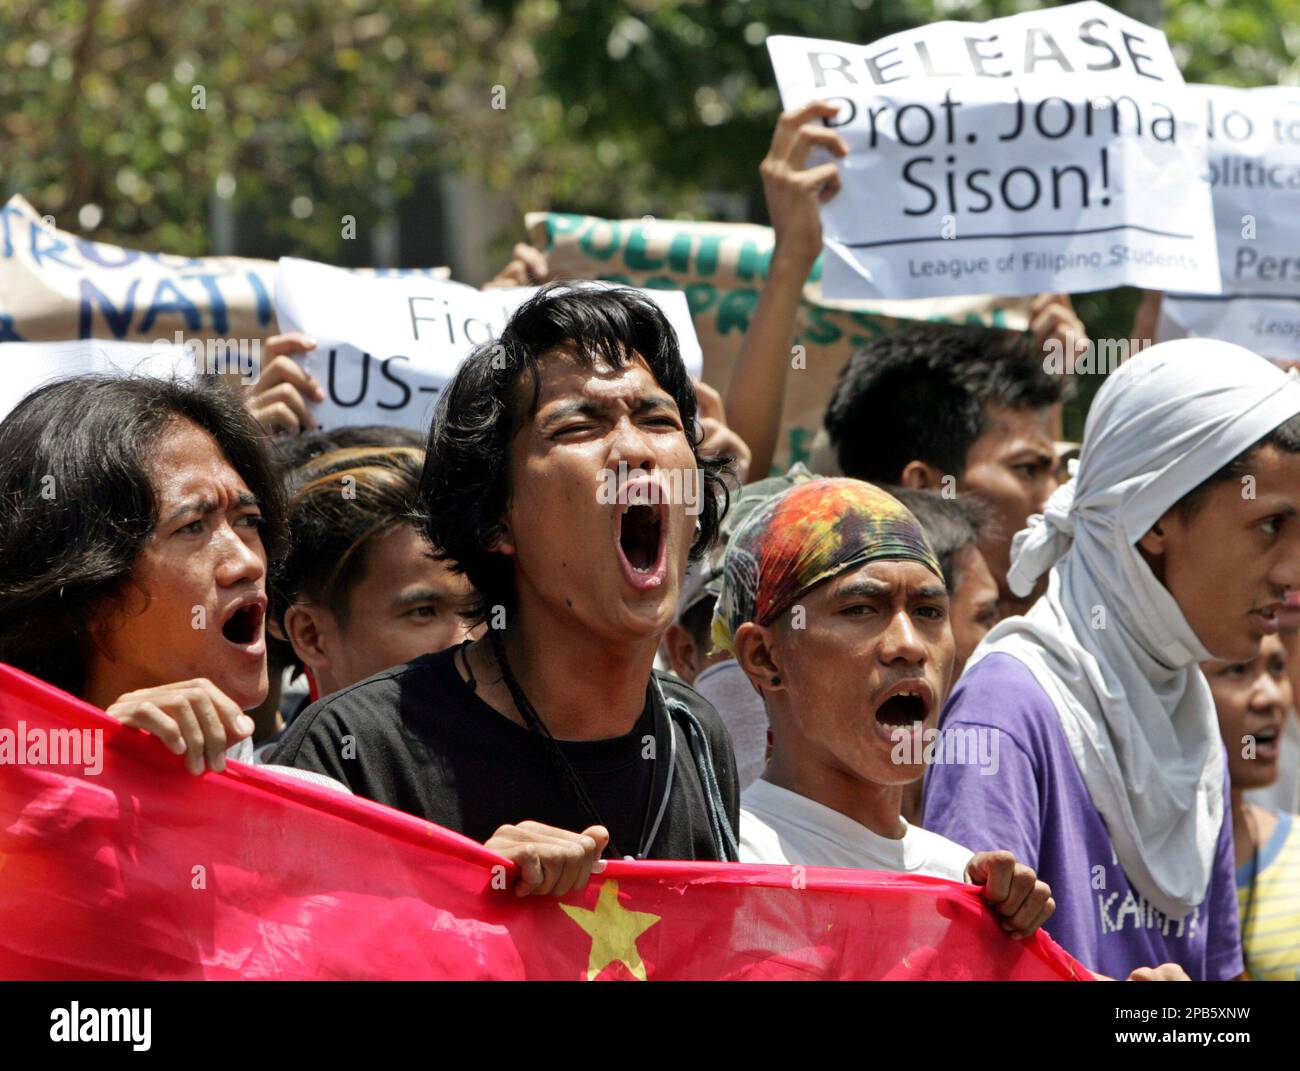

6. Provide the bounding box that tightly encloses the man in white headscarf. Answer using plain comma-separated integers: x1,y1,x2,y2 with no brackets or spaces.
924,339,1300,980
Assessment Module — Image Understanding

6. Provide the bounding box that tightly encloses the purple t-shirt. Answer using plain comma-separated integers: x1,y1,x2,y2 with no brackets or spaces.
922,653,1243,981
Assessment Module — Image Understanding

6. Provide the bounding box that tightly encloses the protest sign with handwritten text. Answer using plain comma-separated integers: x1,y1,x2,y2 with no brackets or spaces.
767,2,1219,300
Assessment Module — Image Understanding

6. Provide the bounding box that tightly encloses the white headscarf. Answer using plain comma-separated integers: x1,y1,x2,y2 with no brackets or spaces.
968,339,1300,920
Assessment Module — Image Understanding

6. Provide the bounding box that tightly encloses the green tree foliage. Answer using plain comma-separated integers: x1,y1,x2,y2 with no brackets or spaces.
1,1,498,257
1164,0,1300,86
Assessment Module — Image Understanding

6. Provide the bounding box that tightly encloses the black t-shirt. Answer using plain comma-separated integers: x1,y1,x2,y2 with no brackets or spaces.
271,647,740,861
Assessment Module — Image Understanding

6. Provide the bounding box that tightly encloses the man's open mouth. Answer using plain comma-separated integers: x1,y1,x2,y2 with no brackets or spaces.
871,680,935,741
615,495,668,591
220,597,265,650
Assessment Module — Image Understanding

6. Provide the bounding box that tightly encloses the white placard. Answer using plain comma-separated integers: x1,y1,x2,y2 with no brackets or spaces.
0,339,194,423
1159,85,1300,358
767,2,1220,300
274,257,704,432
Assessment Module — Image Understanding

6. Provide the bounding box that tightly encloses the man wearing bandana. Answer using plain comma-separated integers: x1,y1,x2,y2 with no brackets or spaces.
714,477,1056,940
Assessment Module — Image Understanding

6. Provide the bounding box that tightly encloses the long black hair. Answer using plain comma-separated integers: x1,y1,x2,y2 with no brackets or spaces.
0,374,286,696
420,283,731,623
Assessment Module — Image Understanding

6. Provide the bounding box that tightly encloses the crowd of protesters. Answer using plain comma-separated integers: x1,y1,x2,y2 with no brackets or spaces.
2,101,1299,981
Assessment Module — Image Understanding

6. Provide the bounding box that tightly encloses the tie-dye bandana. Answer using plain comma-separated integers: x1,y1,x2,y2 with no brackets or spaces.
711,478,943,654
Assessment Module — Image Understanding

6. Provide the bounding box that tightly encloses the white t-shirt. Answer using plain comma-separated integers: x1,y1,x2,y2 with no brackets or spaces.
692,659,768,792
739,778,973,881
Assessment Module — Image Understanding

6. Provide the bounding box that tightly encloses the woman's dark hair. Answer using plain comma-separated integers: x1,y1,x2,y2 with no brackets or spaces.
1177,412,1300,521
0,374,286,697
420,282,731,623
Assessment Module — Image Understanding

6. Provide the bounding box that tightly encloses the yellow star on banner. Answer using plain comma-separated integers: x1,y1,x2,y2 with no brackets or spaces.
560,879,661,981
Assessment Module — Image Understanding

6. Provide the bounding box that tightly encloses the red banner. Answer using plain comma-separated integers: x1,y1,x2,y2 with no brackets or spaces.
0,663,1091,981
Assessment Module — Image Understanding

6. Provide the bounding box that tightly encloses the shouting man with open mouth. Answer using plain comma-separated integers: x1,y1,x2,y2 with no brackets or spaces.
274,284,742,895
717,477,1055,940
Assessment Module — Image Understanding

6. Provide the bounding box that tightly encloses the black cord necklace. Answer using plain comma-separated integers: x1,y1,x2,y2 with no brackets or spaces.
486,629,633,859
